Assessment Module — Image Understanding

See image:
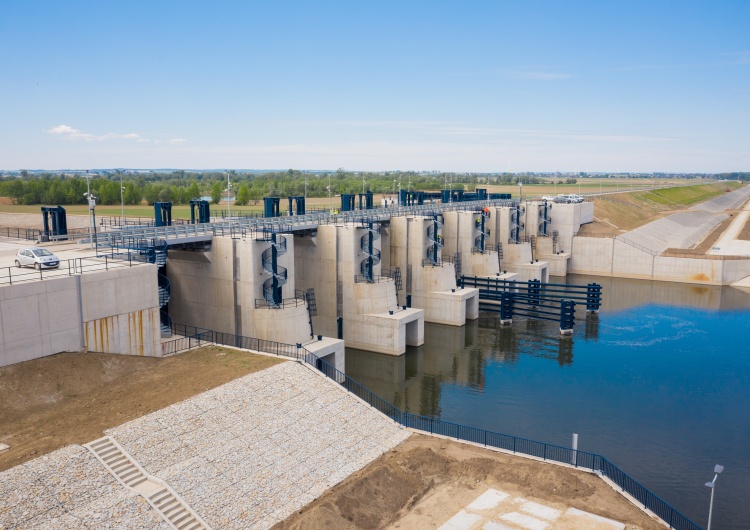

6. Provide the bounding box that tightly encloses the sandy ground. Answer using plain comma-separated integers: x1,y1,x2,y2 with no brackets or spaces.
0,211,91,230
0,347,282,472
273,434,664,530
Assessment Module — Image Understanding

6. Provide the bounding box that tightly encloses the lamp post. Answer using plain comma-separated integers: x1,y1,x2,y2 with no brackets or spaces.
225,171,231,220
705,464,724,530
85,171,93,249
115,169,125,226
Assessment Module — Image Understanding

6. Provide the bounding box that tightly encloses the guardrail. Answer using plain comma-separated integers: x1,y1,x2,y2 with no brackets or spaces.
0,227,37,240
89,198,522,247
0,255,145,286
161,323,701,530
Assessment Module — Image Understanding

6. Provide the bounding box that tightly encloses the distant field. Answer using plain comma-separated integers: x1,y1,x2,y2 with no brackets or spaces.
0,178,732,222
485,177,702,198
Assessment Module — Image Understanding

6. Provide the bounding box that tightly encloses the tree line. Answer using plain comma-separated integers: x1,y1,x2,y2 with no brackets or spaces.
0,169,514,206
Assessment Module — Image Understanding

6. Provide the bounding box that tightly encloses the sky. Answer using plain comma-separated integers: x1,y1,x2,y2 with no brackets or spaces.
1,1,749,173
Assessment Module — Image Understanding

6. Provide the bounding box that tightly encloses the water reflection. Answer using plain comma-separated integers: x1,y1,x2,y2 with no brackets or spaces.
344,276,750,529
346,316,583,417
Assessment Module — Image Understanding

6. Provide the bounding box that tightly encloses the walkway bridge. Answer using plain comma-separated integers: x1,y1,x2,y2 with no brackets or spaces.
86,198,519,248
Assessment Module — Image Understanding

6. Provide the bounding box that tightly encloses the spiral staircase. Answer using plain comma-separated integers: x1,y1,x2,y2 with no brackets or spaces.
426,215,444,265
261,233,288,307
538,202,552,236
511,204,525,244
360,222,381,282
474,210,490,253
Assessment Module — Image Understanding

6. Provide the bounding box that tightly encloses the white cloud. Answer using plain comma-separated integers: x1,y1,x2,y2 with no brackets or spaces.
44,125,185,144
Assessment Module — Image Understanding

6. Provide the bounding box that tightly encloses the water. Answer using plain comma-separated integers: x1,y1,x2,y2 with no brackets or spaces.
345,276,750,529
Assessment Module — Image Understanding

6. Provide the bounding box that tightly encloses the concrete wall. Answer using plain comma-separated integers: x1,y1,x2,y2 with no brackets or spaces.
81,265,160,356
569,236,750,285
168,235,312,345
1,264,160,367
405,215,479,326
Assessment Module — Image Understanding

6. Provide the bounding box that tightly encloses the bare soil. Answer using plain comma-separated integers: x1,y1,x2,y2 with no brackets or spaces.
0,347,281,471
273,434,664,530
739,215,750,241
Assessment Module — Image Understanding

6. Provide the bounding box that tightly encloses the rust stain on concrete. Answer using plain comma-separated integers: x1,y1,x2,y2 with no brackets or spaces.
691,273,710,282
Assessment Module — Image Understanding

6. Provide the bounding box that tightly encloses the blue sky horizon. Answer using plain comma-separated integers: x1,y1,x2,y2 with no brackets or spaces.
1,1,748,173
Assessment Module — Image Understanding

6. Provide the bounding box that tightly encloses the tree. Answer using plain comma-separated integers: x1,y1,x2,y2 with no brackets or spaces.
187,182,200,200
211,182,222,204
236,185,250,206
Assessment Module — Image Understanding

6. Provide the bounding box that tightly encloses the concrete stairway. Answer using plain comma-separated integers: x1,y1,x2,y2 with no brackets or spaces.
85,436,211,530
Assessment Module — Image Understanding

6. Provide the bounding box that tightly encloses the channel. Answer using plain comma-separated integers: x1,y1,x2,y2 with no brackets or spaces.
346,274,750,529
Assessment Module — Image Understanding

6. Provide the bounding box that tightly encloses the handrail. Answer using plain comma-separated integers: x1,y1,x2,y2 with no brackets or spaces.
161,323,702,530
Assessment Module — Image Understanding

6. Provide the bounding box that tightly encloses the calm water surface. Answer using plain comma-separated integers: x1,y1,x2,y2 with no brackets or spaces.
346,276,750,529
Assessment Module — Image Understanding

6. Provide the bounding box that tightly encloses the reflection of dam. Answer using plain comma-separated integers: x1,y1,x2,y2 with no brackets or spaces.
564,274,750,312
346,316,579,417
347,274,750,418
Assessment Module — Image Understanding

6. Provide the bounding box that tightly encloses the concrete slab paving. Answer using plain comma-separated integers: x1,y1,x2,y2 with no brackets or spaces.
437,488,628,530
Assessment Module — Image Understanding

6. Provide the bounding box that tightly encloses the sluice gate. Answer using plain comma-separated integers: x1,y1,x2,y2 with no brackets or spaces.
459,276,601,334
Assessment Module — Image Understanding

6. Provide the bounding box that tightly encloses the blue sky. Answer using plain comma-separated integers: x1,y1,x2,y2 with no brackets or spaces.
1,1,748,172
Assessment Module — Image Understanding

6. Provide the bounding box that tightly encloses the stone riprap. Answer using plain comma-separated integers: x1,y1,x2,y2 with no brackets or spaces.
1,361,410,530
0,444,169,530
689,184,750,213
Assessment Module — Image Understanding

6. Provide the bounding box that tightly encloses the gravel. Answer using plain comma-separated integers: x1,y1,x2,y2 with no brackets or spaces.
1,361,410,529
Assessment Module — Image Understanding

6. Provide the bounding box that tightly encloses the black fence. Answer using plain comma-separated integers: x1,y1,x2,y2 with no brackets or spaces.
160,324,701,530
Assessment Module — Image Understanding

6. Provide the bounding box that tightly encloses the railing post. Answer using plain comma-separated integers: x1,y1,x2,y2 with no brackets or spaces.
8,267,12,285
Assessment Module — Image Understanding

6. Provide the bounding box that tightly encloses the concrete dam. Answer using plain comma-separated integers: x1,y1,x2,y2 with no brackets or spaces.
4,186,750,370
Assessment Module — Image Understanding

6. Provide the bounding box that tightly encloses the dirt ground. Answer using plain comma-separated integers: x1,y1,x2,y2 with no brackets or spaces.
273,434,664,530
0,347,281,471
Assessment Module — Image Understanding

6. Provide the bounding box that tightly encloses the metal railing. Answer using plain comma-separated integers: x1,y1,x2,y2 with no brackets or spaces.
159,323,701,530
354,268,396,283
88,198,522,247
0,255,146,286
254,295,306,309
421,255,455,267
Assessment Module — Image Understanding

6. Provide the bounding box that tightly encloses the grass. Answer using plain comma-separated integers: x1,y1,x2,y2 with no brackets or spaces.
638,183,740,206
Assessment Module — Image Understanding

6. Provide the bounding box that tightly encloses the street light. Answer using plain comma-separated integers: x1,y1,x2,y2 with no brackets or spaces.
225,171,231,220
115,169,125,226
705,464,724,530
84,171,93,249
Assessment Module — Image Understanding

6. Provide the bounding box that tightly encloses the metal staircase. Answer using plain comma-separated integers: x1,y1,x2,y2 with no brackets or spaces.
426,215,444,265
474,210,490,253
359,222,381,282
261,233,288,307
158,273,172,338
538,201,552,236
511,204,525,244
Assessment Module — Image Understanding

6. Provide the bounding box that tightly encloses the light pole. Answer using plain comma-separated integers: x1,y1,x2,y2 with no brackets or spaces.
85,171,93,249
115,169,125,226
225,171,231,220
705,464,724,530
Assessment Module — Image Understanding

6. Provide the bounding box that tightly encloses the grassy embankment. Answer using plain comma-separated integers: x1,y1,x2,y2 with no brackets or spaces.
580,181,743,237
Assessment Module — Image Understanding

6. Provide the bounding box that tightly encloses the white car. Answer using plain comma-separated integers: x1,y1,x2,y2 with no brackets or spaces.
541,195,556,201
15,247,60,269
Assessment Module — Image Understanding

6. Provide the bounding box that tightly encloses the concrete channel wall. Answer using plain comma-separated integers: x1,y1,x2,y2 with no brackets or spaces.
0,264,161,367
570,236,750,284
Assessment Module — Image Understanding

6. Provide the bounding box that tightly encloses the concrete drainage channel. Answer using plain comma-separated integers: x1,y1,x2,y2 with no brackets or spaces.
85,436,212,530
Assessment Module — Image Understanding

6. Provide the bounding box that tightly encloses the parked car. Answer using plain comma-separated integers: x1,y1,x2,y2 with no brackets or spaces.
15,247,60,269
553,195,570,203
541,195,556,201
567,194,584,203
